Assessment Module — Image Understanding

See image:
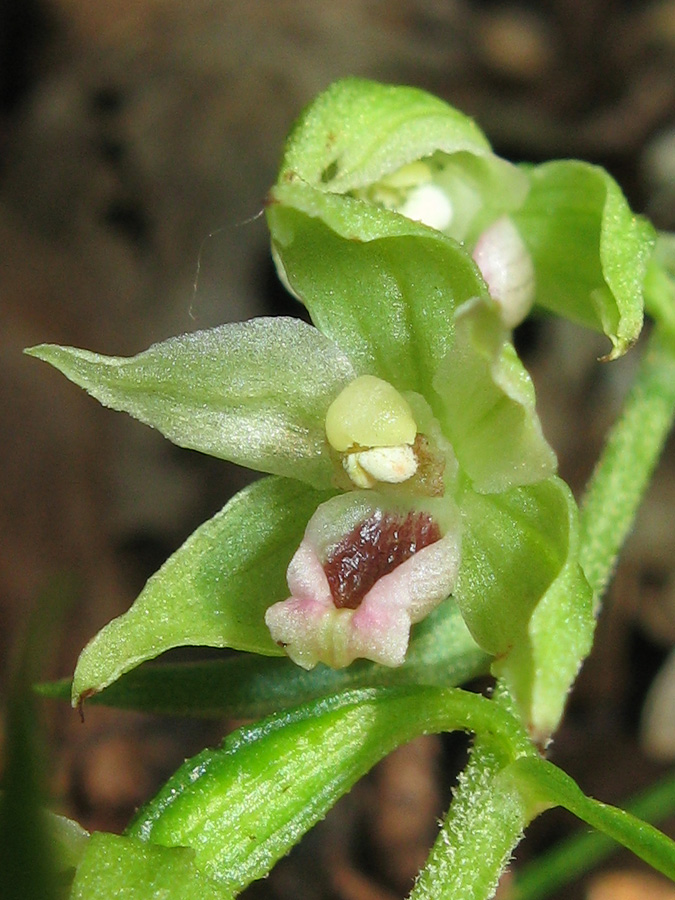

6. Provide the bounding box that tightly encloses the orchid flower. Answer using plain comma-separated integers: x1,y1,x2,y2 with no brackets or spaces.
27,79,653,741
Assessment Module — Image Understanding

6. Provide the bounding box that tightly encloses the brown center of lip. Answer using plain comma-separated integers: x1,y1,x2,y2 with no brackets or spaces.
324,510,440,610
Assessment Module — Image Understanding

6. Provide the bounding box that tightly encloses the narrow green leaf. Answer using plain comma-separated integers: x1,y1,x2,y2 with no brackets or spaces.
515,161,653,358
70,832,226,900
26,317,355,489
504,756,675,883
127,686,531,896
39,599,489,719
513,767,675,900
0,575,80,900
71,477,335,706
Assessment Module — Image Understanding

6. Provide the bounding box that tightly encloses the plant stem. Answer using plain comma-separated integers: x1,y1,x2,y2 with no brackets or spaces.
410,687,537,900
579,324,675,604
410,738,531,900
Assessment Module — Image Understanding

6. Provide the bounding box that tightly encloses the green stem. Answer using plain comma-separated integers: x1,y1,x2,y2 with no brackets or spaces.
579,324,675,603
410,738,532,900
410,688,536,900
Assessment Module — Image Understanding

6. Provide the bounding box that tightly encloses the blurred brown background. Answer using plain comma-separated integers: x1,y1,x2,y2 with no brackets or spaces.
2,2,675,898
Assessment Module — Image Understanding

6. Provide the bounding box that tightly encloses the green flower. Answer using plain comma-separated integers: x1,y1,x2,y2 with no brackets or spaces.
26,79,653,740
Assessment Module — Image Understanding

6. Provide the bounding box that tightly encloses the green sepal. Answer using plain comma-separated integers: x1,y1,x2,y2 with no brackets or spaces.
127,686,531,896
26,317,356,489
70,832,226,900
71,477,335,707
278,78,528,245
515,161,654,358
455,476,593,739
39,599,489,719
268,179,485,396
279,77,491,191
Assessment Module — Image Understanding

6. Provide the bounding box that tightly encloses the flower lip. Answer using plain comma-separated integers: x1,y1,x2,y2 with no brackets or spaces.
264,492,461,670
324,508,441,609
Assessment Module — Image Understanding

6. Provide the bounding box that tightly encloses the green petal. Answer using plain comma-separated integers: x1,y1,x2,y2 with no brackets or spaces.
70,833,226,900
268,180,487,396
455,476,593,738
26,317,355,488
434,298,557,492
514,161,654,358
71,477,335,706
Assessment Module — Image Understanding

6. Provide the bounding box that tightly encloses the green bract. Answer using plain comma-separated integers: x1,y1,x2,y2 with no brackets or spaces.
25,78,652,744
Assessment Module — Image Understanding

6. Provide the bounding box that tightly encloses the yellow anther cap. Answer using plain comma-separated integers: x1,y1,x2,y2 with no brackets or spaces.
325,375,417,452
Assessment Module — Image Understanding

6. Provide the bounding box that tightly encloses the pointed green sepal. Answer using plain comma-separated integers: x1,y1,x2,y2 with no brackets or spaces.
26,317,355,489
515,161,653,358
455,476,593,740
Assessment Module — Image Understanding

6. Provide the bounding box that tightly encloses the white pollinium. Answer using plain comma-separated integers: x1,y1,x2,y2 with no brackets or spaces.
326,374,420,489
472,215,535,328
398,183,453,232
343,445,418,489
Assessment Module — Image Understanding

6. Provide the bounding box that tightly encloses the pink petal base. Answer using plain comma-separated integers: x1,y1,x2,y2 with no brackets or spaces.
265,528,460,670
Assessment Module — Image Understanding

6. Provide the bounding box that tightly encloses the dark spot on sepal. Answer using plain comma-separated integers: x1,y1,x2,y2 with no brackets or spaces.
320,159,339,183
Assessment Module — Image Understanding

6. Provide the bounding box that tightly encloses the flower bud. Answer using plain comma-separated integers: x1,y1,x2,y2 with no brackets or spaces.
472,216,535,328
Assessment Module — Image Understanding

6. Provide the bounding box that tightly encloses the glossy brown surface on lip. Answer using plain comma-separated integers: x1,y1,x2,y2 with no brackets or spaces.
324,510,441,609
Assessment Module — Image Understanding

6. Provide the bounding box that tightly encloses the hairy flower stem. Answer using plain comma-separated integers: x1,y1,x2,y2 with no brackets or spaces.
410,687,535,900
410,740,530,900
580,323,675,604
